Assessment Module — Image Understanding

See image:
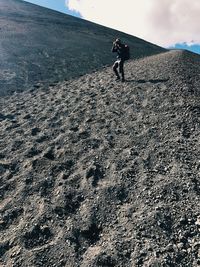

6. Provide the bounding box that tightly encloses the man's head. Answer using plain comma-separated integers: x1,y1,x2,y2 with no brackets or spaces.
115,38,121,45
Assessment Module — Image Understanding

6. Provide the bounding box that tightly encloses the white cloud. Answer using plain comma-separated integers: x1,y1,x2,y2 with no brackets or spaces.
65,0,200,47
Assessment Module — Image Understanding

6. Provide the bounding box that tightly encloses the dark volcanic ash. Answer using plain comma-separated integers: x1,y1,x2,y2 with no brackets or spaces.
0,50,200,267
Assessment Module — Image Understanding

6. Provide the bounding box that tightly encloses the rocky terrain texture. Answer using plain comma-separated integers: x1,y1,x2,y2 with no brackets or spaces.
0,0,165,96
0,50,200,266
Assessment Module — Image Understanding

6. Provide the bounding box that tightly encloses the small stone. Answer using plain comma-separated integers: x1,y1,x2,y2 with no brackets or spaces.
165,243,174,252
177,242,184,249
155,206,161,211
195,218,200,226
154,250,161,257
194,242,200,248
180,216,187,224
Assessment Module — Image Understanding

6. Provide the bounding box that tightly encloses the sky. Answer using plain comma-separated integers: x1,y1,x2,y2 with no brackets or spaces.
23,0,200,54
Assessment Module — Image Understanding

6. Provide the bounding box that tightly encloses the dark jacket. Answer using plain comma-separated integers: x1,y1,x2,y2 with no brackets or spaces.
112,43,126,60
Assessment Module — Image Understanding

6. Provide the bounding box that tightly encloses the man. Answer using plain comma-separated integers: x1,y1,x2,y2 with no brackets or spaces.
111,38,126,82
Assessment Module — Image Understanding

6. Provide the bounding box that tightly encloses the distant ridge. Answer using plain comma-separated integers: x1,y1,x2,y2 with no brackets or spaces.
0,0,166,96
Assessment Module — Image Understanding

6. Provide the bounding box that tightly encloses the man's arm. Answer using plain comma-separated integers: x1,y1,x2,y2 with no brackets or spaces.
111,42,118,53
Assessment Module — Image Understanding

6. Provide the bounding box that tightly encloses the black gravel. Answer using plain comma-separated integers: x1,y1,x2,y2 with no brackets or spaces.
0,50,199,266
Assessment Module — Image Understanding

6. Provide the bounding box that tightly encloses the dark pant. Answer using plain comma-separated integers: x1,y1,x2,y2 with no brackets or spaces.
113,59,125,79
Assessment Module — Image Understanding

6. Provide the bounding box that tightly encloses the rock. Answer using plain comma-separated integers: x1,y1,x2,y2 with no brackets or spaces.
177,242,184,249
195,217,200,226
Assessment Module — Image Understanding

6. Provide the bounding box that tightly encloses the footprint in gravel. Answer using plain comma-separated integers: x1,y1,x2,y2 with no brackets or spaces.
24,146,41,158
94,253,116,267
85,138,101,149
86,163,104,187
23,114,31,120
37,177,55,197
31,127,41,136
80,223,102,245
70,125,79,132
0,153,5,160
50,159,74,177
1,207,24,230
114,185,128,203
23,224,53,249
54,189,84,218
0,161,11,176
0,180,17,201
43,147,55,160
31,157,52,174
0,161,19,182
35,134,49,143
0,112,14,119
11,139,23,152
70,223,102,253
78,130,90,140
0,241,10,257
100,185,128,204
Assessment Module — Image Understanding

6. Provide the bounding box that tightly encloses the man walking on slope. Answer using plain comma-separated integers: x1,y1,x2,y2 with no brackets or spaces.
112,38,127,82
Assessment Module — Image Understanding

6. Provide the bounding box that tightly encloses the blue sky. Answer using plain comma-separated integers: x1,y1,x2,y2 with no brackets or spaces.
23,0,200,55
23,0,80,17
170,43,200,55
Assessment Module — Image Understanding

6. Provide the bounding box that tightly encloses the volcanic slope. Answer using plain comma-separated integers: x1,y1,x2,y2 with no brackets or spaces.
0,50,200,267
0,0,166,96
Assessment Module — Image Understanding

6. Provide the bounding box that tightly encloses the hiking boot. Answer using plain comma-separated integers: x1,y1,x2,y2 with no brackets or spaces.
115,76,120,81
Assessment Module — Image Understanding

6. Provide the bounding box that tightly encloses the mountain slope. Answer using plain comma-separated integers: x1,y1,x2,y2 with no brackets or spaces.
0,50,200,267
0,0,166,96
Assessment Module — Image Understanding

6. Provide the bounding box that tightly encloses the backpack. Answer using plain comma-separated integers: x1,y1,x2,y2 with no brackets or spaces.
124,44,130,60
